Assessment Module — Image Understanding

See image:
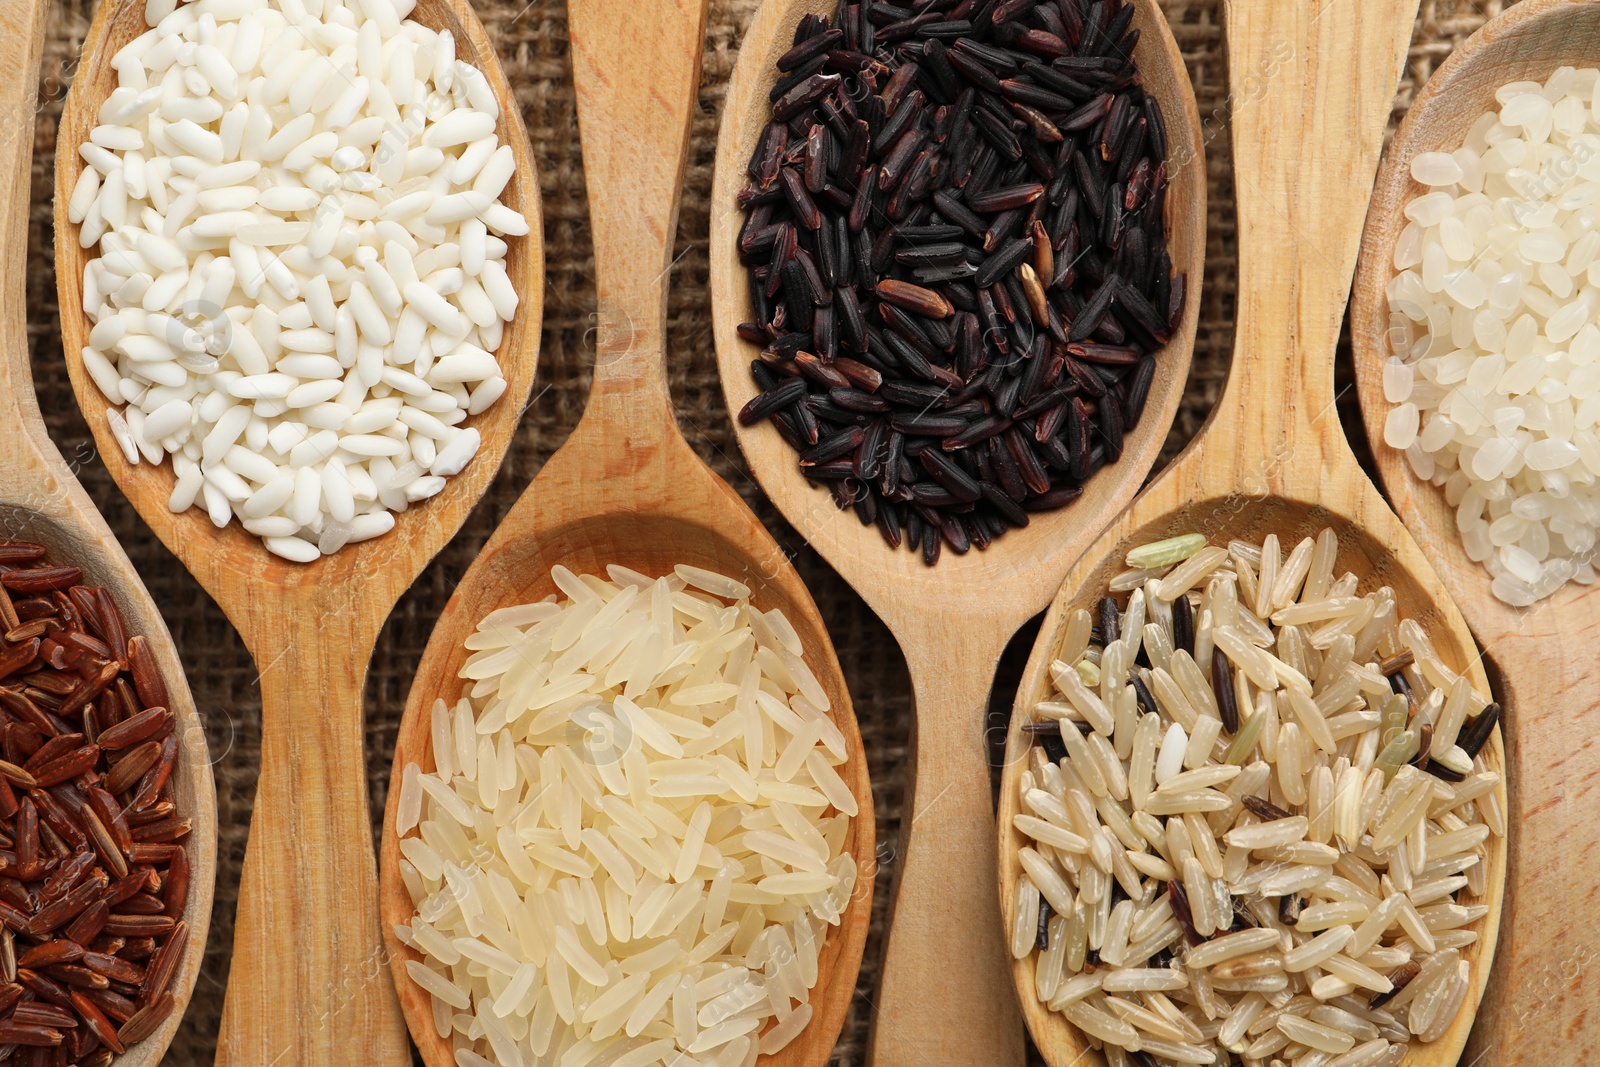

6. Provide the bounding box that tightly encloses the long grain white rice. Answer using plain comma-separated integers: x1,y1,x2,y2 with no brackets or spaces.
395,565,856,1066
1011,529,1501,1065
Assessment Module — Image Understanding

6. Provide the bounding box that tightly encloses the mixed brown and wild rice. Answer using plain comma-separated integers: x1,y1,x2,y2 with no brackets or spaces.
394,564,858,1067
1009,531,1503,1067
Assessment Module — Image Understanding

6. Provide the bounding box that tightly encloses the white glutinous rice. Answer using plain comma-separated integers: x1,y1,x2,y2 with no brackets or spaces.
395,565,858,1067
1383,66,1600,604
1010,530,1504,1065
70,0,527,562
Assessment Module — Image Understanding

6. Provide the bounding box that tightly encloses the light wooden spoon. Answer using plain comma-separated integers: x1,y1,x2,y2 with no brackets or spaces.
999,0,1507,1063
1351,1,1600,1059
4,0,215,1062
709,4,1204,1063
377,2,873,1064
53,1,543,1060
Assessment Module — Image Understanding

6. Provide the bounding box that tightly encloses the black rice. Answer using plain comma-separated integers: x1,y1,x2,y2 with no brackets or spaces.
734,0,1186,561
1457,701,1501,760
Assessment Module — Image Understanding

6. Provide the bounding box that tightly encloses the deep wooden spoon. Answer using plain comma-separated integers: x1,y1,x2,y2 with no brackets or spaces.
53,1,543,1060
377,2,873,1064
999,0,1507,1063
709,4,1204,1062
1351,2,1600,1059
5,0,215,1062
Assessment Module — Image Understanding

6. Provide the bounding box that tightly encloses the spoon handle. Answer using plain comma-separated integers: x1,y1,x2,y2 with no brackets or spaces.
0,0,148,529
567,0,709,434
216,600,409,1067
1458,617,1593,1062
0,0,54,485
871,627,1024,1067
1206,0,1417,500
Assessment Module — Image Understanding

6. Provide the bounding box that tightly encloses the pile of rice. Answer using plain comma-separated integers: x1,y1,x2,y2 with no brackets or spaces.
1382,66,1600,605
1008,531,1503,1067
393,564,859,1067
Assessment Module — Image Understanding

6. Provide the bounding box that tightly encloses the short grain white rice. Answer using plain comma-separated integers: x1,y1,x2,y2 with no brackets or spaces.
73,0,526,561
1384,68,1600,605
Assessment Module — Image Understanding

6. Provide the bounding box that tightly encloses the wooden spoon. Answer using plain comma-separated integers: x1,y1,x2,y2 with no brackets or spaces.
998,0,1507,1063
4,0,215,1062
709,4,1204,1063
376,2,873,1064
53,1,543,1060
1351,1,1600,1059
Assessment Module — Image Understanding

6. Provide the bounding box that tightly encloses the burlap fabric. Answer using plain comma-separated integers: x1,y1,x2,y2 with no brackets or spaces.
21,0,1510,1061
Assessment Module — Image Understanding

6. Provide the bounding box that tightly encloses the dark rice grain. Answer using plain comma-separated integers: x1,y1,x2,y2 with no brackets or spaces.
735,0,1186,562
0,542,189,1065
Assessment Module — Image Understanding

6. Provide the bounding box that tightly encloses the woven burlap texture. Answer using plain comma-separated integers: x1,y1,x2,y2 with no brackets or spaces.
23,0,1509,1062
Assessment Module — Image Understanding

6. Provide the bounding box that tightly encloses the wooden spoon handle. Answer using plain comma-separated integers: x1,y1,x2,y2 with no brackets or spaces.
0,0,145,547
0,0,52,471
216,608,408,1067
567,0,709,426
1214,0,1417,497
1465,622,1598,1062
870,632,1024,1067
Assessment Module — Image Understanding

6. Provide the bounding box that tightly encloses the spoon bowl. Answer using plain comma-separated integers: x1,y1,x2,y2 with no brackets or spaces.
54,0,542,1059
1000,1,1505,1063
709,4,1204,1061
999,499,1505,1066
380,505,874,1067
56,0,543,575
712,0,1205,605
1,2,214,1062
1351,1,1600,1058
0,504,218,1067
378,2,872,1063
